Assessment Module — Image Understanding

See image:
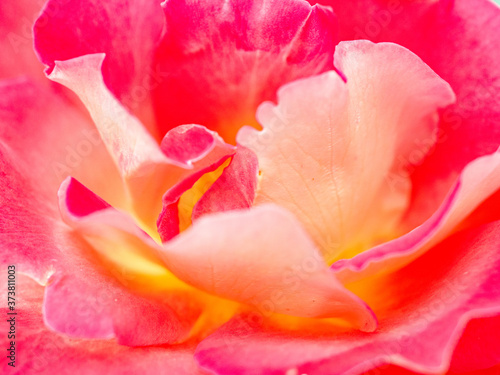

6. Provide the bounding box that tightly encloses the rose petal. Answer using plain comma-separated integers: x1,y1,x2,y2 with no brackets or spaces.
0,157,201,345
33,0,164,133
48,54,234,230
238,40,455,262
0,0,46,80
192,145,259,220
160,205,377,331
449,315,500,373
0,275,206,375
195,220,500,374
157,145,257,242
153,0,338,141
0,78,124,209
333,149,500,283
309,0,500,230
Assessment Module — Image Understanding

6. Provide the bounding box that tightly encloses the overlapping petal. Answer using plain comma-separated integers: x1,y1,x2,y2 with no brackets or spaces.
195,220,500,374
238,40,455,262
153,0,338,141
48,54,235,231
0,275,207,375
333,149,500,282
309,0,500,229
33,0,165,133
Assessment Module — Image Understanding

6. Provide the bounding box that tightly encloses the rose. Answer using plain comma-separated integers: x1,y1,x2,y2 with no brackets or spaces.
1,0,499,374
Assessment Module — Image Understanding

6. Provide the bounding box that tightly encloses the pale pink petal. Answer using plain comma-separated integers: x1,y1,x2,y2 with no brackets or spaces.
238,40,455,261
195,221,500,374
160,205,377,331
48,55,234,230
192,145,259,220
63,190,375,330
160,125,235,167
0,275,207,375
33,0,165,134
333,149,500,283
153,0,338,141
309,0,500,230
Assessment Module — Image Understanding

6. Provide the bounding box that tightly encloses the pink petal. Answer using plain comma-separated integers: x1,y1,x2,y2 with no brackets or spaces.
33,0,164,134
238,40,455,261
195,220,500,374
0,0,46,80
192,145,259,220
1,156,200,346
160,205,377,331
157,155,232,242
48,54,234,230
62,189,375,330
0,275,207,375
153,0,338,141
0,78,124,210
310,0,500,231
333,149,500,283
157,145,257,242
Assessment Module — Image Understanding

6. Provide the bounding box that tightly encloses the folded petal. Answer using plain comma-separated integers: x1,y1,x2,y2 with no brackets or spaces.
333,149,500,283
195,220,500,374
310,0,500,230
48,54,234,231
0,78,124,209
0,159,201,345
161,205,377,331
153,0,338,141
33,0,165,133
0,275,206,375
238,40,455,262
192,145,259,220
157,145,258,242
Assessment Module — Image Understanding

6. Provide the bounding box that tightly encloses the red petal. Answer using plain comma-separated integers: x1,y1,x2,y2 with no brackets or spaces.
153,0,338,141
33,0,164,134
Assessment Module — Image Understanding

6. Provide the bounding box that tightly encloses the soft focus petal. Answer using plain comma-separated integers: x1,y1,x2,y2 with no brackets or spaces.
0,0,46,80
153,0,338,141
33,0,164,134
195,221,500,374
333,149,500,283
0,275,207,375
161,205,377,331
310,0,500,229
238,40,455,261
449,315,500,373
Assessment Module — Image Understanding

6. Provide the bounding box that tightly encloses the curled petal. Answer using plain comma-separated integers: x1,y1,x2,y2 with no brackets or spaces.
33,0,165,133
238,40,455,261
48,54,234,230
0,275,205,375
195,221,500,374
161,205,377,331
333,149,500,283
